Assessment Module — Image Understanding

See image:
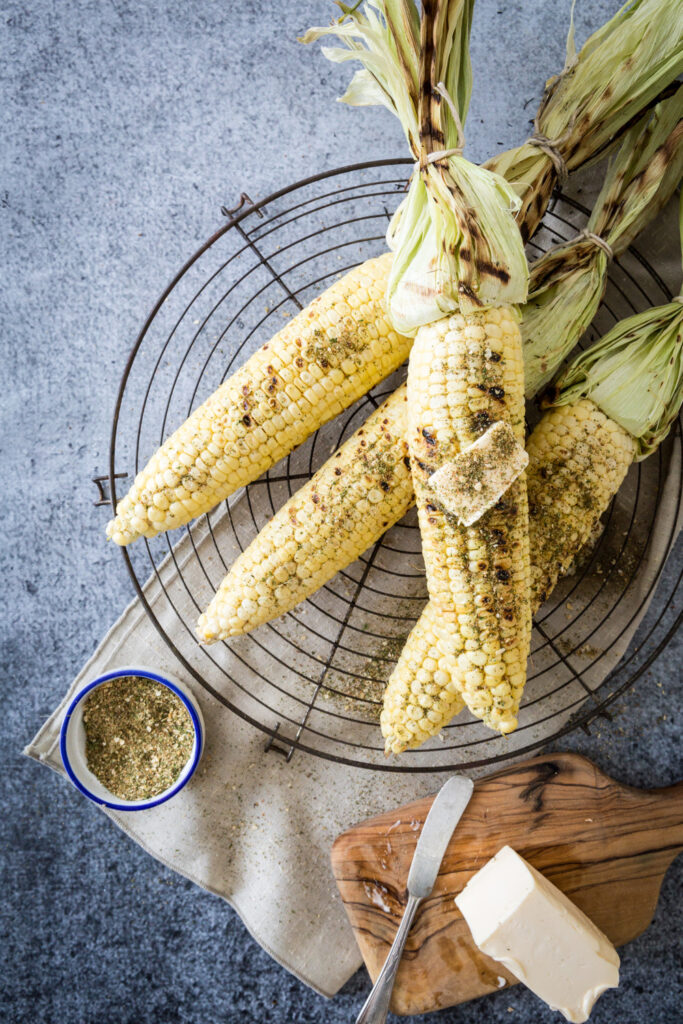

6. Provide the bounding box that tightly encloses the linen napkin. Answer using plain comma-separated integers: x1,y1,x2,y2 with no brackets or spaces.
24,563,451,995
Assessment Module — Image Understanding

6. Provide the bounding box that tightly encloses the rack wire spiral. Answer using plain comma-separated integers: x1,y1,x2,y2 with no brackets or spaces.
105,160,682,771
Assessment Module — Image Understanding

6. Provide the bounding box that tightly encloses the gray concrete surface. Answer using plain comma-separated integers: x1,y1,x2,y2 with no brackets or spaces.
1,1,681,1022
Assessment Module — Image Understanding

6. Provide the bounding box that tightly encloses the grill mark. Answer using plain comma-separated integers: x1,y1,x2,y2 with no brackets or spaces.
477,261,511,283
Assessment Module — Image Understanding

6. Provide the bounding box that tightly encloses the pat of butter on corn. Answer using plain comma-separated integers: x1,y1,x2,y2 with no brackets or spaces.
428,420,528,526
455,846,619,1022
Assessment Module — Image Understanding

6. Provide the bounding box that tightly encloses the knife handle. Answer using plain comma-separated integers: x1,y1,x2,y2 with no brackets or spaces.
355,893,422,1024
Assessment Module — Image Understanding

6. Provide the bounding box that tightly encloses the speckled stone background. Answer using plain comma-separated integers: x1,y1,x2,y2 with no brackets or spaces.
2,1,681,1022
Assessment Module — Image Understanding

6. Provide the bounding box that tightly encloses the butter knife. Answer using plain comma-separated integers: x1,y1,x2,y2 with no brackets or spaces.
355,775,474,1024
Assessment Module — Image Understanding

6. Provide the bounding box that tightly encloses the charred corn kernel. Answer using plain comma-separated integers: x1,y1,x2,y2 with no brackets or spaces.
106,253,409,546
406,310,531,734
196,388,413,641
381,398,636,754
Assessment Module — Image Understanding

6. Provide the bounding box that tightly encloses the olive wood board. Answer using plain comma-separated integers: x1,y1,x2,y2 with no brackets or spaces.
331,752,683,1016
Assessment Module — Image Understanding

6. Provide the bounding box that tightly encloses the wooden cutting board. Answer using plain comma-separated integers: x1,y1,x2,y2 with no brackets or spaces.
331,753,683,1016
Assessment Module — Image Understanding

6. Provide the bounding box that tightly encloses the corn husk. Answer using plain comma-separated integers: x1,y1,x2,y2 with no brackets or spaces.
489,0,683,242
305,0,683,263
302,2,423,154
552,195,683,459
390,0,528,326
522,86,683,398
303,0,528,332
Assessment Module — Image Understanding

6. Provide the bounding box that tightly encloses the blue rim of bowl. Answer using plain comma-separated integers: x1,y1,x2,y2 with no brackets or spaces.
60,668,203,812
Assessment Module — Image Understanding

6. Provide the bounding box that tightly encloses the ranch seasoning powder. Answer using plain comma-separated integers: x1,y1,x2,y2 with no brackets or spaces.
83,675,194,800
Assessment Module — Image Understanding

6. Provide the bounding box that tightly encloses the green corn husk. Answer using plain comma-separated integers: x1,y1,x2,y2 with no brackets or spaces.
522,86,683,398
303,0,528,332
392,0,528,325
304,0,683,263
489,0,683,242
551,195,683,459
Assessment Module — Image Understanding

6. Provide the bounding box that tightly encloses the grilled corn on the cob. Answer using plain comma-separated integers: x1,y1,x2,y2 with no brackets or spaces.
197,388,412,641
381,398,636,753
526,400,637,604
107,254,409,545
394,0,530,734
406,308,531,734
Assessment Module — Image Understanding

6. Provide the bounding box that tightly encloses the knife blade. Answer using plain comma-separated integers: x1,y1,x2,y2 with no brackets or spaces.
355,774,474,1024
407,774,474,898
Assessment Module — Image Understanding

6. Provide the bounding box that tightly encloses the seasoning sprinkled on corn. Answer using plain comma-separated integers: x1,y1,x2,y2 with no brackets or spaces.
107,255,409,545
197,388,413,642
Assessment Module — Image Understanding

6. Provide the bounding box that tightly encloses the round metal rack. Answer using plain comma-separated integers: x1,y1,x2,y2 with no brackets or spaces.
106,159,682,771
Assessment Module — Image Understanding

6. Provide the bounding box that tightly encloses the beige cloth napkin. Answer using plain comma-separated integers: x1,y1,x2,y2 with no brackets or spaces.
24,548,452,996
25,185,682,998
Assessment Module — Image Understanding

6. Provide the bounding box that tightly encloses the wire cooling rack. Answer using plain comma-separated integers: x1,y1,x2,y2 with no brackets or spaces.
102,160,682,772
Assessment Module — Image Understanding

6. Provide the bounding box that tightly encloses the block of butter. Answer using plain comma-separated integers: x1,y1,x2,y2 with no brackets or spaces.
455,846,619,1023
428,420,528,526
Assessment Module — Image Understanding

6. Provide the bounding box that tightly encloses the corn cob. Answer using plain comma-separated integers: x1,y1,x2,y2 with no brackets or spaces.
106,254,409,545
407,308,531,734
391,0,531,734
197,388,413,641
197,382,407,640
526,400,637,604
381,398,636,753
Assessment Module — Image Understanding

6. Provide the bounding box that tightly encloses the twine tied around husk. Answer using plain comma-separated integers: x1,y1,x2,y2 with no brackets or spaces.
578,230,614,261
526,130,569,185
